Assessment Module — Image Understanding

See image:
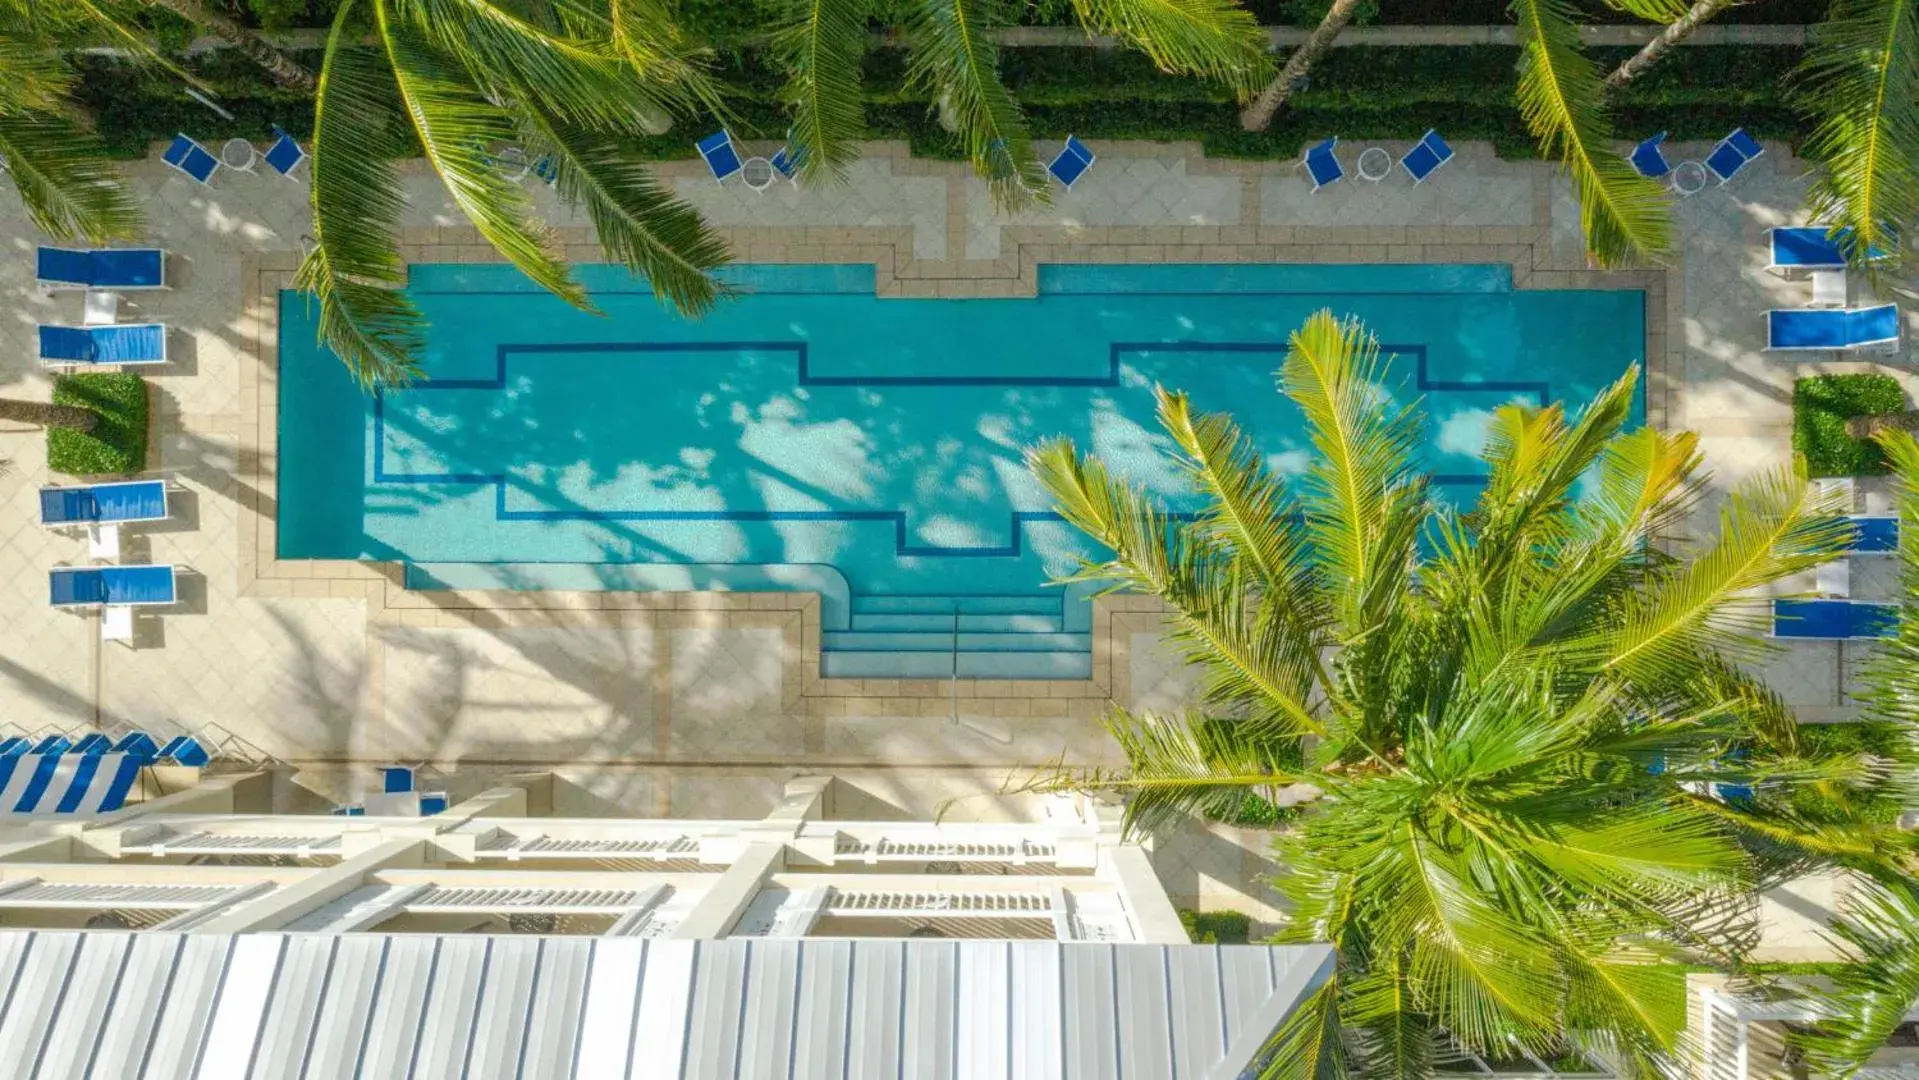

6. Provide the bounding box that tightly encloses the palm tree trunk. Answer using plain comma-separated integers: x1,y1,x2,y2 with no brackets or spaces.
1846,411,1919,441
1239,0,1366,131
147,0,317,93
1602,0,1741,90
0,397,96,432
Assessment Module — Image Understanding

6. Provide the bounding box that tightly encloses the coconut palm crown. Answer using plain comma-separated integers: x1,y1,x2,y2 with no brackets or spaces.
1024,310,1906,1075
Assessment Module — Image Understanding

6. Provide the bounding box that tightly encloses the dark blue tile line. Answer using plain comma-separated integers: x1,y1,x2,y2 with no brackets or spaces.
370,338,1530,556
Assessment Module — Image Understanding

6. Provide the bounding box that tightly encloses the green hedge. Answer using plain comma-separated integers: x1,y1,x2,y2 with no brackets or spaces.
1792,722,1914,825
1178,909,1252,944
75,44,1808,163
47,373,148,476
1793,374,1907,477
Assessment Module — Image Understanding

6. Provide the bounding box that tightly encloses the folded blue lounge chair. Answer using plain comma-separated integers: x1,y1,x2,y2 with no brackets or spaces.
71,733,111,756
112,732,159,759
34,736,71,755
1048,134,1097,190
264,127,305,178
420,792,450,815
36,247,166,291
1768,226,1887,271
770,145,800,184
0,751,146,816
1772,598,1898,640
1705,128,1763,184
382,765,416,794
1630,132,1671,181
49,565,177,608
39,480,169,528
697,130,742,183
1766,304,1900,351
1302,137,1342,191
162,134,220,185
39,323,166,366
1399,130,1454,184
158,735,211,768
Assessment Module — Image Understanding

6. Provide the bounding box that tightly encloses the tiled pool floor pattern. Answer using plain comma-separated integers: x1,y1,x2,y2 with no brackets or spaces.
278,262,1643,678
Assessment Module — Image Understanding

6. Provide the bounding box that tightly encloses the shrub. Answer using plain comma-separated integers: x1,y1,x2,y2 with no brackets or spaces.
1178,909,1252,944
1791,723,1914,825
47,373,148,476
1793,374,1907,477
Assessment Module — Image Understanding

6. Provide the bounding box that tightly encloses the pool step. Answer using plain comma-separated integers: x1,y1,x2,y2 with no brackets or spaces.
849,594,1062,617
820,650,1092,680
825,631,1090,654
849,612,1064,634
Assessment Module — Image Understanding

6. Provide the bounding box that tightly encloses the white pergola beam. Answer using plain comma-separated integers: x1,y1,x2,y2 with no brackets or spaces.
196,839,425,933
672,841,784,939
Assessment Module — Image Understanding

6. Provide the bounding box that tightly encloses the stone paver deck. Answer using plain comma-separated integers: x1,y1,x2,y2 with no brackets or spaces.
0,134,1905,926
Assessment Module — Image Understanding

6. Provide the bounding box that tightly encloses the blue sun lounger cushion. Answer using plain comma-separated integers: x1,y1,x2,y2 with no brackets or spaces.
264,127,306,178
1399,130,1454,184
1705,128,1763,184
1048,135,1097,190
38,324,167,366
162,134,220,185
1766,304,1900,351
1303,137,1342,191
36,247,166,290
1769,226,1887,270
39,480,169,527
1772,598,1898,640
698,130,743,182
1630,132,1671,180
49,565,177,608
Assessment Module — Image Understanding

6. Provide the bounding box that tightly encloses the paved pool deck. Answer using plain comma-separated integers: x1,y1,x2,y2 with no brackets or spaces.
0,135,1912,924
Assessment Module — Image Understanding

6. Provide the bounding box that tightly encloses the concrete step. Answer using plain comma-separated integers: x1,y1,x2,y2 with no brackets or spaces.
823,632,1092,654
849,612,1065,634
820,650,1092,680
848,594,1061,616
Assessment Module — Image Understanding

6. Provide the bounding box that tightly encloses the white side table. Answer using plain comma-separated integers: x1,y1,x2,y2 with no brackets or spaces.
221,138,258,172
1356,147,1392,183
82,290,118,326
741,156,775,191
1670,160,1708,196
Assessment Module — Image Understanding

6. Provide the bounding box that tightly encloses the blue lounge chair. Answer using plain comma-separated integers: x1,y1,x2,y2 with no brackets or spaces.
1630,132,1671,181
1048,134,1097,190
34,736,71,755
162,134,220,185
1841,516,1899,553
1302,138,1342,191
1705,128,1763,184
112,732,159,759
39,323,167,366
1772,598,1898,640
49,565,177,609
36,247,166,291
39,480,169,529
698,130,742,183
420,792,450,815
158,735,211,768
532,155,558,185
1768,226,1887,271
381,765,416,794
264,127,305,178
1399,130,1454,184
770,145,800,184
71,733,111,756
1766,304,1901,352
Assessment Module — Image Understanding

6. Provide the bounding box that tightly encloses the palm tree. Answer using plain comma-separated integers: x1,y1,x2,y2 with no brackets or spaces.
1239,0,1367,132
1602,0,1741,90
1796,0,1919,268
768,0,1272,205
0,397,97,431
1793,429,1919,1077
142,0,316,91
300,0,734,385
1022,310,1895,1074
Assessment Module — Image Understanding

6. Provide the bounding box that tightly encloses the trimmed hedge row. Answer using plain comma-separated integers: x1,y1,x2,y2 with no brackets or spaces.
1794,374,1908,477
47,373,148,476
73,44,1809,164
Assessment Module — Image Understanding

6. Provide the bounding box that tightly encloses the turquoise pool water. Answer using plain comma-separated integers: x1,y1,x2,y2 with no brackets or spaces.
278,263,1643,673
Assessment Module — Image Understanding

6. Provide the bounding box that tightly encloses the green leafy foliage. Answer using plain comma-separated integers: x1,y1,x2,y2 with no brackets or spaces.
46,372,147,475
1793,373,1907,477
1274,0,1378,28
1178,908,1253,943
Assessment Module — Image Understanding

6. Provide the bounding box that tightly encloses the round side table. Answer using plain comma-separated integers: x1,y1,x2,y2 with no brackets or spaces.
741,156,775,192
1356,146,1392,183
1670,160,1708,197
221,138,258,173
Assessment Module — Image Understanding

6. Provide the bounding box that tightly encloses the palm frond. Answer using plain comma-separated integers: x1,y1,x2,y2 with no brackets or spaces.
1341,964,1433,1078
1511,0,1673,266
1067,0,1274,94
1257,973,1347,1079
389,0,640,128
303,0,425,386
1862,429,1919,728
518,107,731,315
901,0,1049,207
0,111,139,242
603,0,727,117
1796,0,1919,267
1795,876,1919,1075
1597,0,1692,19
378,2,587,313
770,0,870,184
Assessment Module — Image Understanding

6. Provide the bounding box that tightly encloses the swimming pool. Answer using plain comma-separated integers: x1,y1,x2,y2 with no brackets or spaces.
278,263,1644,678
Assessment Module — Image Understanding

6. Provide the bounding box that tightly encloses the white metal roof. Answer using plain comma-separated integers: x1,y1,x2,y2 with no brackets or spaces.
0,931,1332,1079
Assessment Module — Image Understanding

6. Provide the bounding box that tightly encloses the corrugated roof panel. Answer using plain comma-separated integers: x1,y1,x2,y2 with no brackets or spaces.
1007,941,1062,1080
682,939,750,1080
955,941,1010,1080
410,936,490,1080
845,940,905,1080
630,939,694,1080
465,936,542,1080
574,939,641,1080
35,932,131,1080
0,931,79,1077
247,935,336,1080
1115,943,1174,1080
1166,944,1226,1079
141,933,235,1079
519,936,592,1080
901,939,956,1080
301,936,388,1080
1218,945,1277,1049
196,934,287,1080
1061,942,1119,1080
788,938,852,1080
89,934,187,1076
735,938,800,1079
355,934,439,1077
